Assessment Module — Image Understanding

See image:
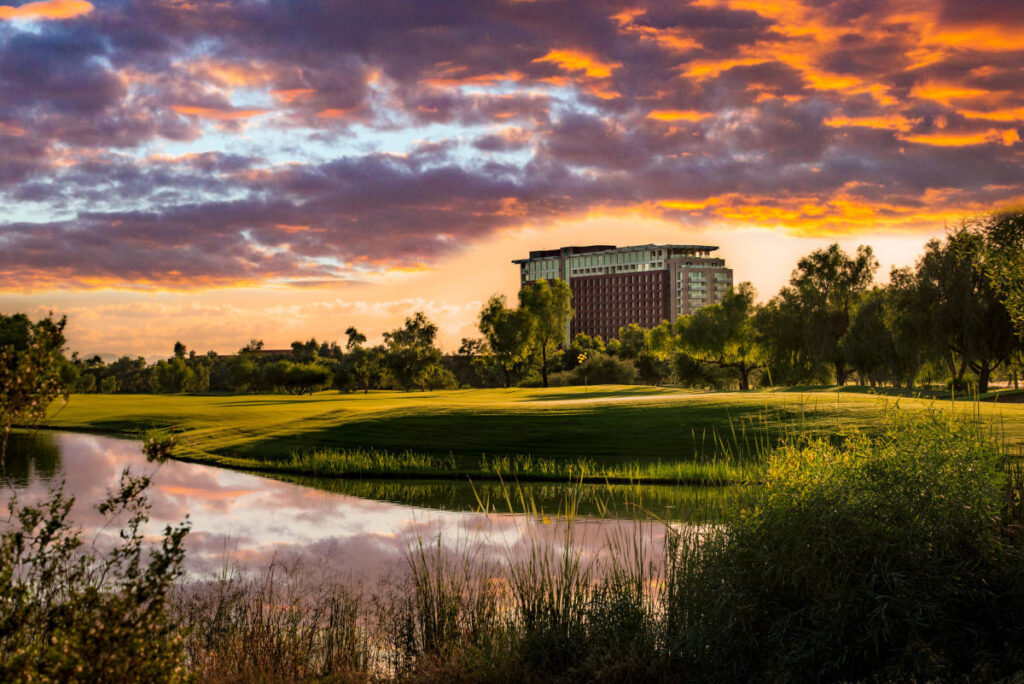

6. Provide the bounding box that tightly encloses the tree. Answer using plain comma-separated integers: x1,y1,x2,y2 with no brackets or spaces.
978,209,1024,340
1,314,69,454
383,312,443,391
616,323,647,359
565,332,605,370
787,244,878,385
345,326,367,352
755,290,823,385
150,358,200,394
519,278,573,388
917,227,1018,393
478,295,532,388
352,346,384,393
676,283,764,390
173,341,187,359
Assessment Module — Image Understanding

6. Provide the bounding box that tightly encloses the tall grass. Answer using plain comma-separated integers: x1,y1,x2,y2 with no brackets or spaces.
253,446,759,485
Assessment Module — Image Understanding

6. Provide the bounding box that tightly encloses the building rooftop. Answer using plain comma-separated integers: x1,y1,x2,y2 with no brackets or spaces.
513,243,719,264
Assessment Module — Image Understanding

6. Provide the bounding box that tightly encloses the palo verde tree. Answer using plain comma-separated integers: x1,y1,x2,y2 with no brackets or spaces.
478,295,532,388
675,282,764,390
519,278,573,388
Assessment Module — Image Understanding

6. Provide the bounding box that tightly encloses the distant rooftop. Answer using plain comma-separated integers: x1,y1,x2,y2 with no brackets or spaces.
513,243,719,264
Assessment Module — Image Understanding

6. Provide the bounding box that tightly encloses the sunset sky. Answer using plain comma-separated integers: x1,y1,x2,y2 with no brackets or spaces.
0,0,1021,358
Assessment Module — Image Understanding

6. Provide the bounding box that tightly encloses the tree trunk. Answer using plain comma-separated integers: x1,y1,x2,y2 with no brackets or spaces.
541,344,549,388
1014,371,1019,390
738,365,750,391
835,359,847,386
978,362,991,394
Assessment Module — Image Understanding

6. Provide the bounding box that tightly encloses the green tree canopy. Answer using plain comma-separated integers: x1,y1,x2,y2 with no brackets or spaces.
676,282,763,390
478,295,532,388
917,226,1018,393
519,278,573,388
383,312,443,391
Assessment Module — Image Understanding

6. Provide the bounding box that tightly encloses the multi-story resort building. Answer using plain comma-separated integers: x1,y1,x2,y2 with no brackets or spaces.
513,244,733,342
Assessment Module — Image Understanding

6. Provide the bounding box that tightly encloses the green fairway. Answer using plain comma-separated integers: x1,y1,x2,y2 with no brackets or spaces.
41,386,1024,484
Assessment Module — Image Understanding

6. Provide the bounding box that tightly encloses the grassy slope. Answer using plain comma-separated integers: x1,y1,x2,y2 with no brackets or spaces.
41,386,1024,484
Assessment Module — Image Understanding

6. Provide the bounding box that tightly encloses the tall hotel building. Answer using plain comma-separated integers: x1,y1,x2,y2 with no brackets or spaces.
513,244,733,342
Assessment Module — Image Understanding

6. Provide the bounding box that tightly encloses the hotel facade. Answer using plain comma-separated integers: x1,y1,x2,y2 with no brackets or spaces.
513,244,733,342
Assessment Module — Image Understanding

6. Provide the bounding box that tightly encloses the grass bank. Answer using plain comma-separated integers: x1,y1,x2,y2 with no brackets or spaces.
42,385,1024,485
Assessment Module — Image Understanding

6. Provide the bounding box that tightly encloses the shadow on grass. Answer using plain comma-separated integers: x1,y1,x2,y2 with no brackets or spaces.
518,386,678,402
221,401,815,465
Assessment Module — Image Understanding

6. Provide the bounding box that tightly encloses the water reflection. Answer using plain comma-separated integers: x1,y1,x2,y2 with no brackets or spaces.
2,431,732,581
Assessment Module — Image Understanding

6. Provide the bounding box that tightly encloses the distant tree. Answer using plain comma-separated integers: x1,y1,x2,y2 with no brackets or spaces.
917,227,1018,393
241,338,264,353
787,244,878,385
478,295,532,388
755,290,824,385
573,353,636,385
352,346,385,393
76,373,97,393
519,279,573,387
383,312,443,391
616,323,647,359
276,361,331,395
105,356,150,393
634,350,669,385
290,338,321,363
843,288,892,387
676,283,764,390
345,326,367,352
150,357,201,394
565,332,605,370
173,341,187,359
99,375,120,394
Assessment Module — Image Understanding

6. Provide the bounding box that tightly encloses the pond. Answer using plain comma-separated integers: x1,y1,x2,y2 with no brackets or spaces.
2,430,740,579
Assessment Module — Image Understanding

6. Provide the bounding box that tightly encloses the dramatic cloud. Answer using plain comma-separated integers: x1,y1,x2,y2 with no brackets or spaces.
0,0,1020,290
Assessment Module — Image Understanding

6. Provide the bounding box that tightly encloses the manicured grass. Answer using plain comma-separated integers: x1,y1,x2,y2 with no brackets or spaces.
41,385,1024,484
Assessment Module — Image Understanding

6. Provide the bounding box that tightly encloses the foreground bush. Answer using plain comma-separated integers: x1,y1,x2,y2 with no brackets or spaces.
668,410,1024,682
0,471,190,683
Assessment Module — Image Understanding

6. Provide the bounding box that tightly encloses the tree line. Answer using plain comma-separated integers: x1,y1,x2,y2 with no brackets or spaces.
9,210,1023,397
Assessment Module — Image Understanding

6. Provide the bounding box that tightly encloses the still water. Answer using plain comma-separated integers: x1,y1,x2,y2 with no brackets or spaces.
2,430,736,579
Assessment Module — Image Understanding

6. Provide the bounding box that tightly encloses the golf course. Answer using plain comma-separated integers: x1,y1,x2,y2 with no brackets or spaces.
42,385,1024,485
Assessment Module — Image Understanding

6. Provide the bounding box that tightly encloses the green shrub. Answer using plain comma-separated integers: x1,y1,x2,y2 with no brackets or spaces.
668,410,1024,681
0,472,190,682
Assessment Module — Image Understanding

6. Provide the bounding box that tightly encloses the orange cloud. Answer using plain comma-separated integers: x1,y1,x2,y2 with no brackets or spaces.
0,0,92,20
276,224,326,234
424,69,526,88
647,109,712,123
316,107,353,119
652,187,1024,236
898,128,1017,147
824,115,916,132
532,49,620,79
0,121,27,136
170,105,270,120
272,88,315,103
